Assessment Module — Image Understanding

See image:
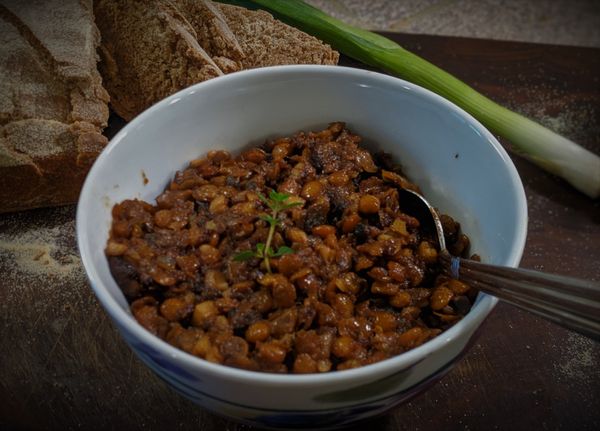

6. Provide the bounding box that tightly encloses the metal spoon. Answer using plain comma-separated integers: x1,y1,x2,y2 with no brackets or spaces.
397,187,600,340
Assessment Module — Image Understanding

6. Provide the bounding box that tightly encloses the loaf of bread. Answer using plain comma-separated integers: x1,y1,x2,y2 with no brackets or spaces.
0,0,339,213
0,0,109,213
95,0,339,121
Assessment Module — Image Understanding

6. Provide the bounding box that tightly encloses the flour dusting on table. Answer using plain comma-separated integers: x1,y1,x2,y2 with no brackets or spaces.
0,206,86,287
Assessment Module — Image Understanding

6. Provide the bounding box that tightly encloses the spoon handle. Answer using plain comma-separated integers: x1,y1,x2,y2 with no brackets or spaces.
442,252,600,340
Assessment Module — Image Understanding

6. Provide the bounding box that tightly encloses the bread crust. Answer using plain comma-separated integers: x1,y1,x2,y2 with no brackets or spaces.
0,0,109,214
0,120,107,212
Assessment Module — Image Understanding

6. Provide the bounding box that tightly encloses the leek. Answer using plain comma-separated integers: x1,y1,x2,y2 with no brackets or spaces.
218,0,600,198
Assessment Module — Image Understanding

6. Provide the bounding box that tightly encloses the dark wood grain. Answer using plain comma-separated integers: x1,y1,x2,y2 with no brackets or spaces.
1,33,599,431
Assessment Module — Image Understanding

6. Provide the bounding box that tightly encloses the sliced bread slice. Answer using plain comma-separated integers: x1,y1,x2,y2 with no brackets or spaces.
94,0,339,122
216,3,339,69
172,0,245,73
94,0,223,121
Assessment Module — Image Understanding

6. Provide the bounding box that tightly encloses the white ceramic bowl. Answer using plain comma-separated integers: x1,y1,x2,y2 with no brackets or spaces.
77,65,527,428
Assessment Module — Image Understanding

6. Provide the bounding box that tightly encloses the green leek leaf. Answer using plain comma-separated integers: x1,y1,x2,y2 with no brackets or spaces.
217,0,600,198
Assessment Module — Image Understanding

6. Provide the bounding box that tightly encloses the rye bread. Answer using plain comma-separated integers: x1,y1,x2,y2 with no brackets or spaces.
171,0,244,73
0,0,109,213
94,0,223,121
95,0,339,120
216,3,339,68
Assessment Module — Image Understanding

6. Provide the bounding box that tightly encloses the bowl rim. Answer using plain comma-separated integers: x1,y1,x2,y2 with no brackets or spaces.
77,64,527,387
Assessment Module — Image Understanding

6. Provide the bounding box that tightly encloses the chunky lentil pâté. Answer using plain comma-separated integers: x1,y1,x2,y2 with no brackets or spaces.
106,123,477,373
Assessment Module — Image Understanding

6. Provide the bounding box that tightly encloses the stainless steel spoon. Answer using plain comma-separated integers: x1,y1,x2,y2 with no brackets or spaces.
397,187,600,340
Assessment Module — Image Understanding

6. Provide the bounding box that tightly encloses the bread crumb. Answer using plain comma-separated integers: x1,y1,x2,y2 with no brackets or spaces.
553,333,598,384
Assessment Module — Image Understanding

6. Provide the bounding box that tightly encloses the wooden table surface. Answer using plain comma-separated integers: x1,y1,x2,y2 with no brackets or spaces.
1,32,599,431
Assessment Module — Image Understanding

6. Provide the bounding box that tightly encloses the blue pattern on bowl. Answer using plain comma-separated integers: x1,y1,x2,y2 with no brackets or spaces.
113,284,488,428
131,341,202,384
313,358,422,403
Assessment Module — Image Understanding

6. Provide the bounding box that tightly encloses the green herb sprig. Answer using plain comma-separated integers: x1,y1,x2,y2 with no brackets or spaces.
233,190,302,273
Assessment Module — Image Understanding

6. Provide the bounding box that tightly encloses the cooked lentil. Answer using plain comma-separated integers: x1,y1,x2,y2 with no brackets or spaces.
107,123,477,373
